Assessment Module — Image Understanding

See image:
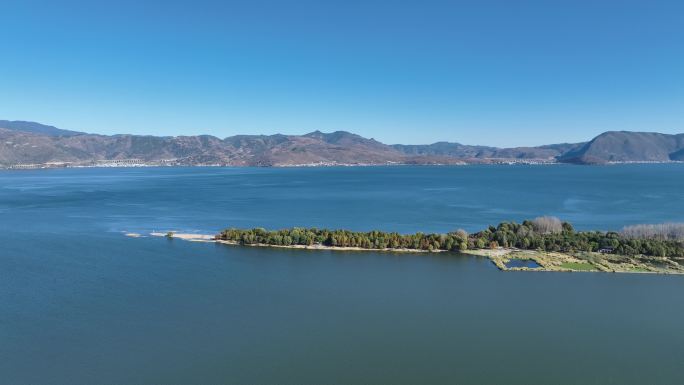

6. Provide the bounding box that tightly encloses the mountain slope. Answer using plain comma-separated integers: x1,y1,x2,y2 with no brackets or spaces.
0,120,85,137
558,131,684,164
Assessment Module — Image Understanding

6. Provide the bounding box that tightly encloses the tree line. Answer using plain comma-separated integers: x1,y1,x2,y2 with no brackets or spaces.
216,217,684,258
471,219,684,258
217,227,469,251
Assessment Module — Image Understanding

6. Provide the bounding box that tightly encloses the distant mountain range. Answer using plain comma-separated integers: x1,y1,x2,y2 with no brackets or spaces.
0,120,682,167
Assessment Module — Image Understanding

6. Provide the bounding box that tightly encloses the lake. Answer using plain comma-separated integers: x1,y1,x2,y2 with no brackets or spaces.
2,165,684,384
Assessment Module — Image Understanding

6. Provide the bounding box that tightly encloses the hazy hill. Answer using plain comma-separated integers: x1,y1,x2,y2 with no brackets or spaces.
391,142,498,159
391,141,585,160
0,120,681,166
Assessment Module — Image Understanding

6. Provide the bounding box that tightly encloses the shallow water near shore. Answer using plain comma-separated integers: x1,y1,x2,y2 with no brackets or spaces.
2,165,684,384
504,258,542,269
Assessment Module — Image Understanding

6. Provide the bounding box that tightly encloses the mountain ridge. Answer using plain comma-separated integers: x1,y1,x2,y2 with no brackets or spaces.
0,121,682,167
0,120,85,137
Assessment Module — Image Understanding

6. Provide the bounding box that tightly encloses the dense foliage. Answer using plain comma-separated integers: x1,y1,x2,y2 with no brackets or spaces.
217,218,684,258
471,220,684,258
218,227,469,251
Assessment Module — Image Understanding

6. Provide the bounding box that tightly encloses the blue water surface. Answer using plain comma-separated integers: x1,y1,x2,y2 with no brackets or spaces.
1,165,684,384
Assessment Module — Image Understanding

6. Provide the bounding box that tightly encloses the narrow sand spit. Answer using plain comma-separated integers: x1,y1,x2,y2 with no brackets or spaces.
150,232,216,242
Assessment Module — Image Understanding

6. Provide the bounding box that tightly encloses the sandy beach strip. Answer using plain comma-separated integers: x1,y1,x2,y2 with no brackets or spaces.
149,232,216,242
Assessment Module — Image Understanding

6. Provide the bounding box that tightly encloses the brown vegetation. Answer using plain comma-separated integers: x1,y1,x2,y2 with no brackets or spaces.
531,216,563,234
621,223,684,241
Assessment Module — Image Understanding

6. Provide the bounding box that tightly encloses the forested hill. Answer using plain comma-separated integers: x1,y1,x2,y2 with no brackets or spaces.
0,120,681,166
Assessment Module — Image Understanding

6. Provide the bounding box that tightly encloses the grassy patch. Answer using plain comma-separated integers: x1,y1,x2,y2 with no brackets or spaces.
560,262,597,271
629,267,651,272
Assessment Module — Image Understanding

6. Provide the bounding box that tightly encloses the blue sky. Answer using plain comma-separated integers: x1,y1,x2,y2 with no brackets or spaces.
0,0,682,146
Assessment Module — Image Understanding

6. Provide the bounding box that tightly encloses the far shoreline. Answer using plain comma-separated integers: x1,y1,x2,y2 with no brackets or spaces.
4,160,684,171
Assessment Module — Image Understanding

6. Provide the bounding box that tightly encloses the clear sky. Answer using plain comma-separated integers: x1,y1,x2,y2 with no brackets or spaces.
0,0,682,146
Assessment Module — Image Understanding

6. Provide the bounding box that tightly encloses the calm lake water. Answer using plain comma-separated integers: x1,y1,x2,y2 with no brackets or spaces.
504,259,542,269
2,165,684,384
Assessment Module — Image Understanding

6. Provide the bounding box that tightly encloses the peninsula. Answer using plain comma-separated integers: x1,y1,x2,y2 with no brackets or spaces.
139,217,684,274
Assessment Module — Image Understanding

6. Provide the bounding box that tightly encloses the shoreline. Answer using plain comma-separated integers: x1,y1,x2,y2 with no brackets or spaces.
130,232,684,274
462,249,683,275
6,160,684,170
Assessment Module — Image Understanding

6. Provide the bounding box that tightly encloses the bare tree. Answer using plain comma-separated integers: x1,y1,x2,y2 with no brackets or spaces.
531,216,563,234
621,223,684,241
454,229,468,240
